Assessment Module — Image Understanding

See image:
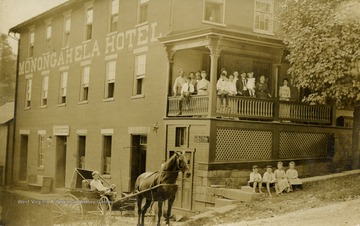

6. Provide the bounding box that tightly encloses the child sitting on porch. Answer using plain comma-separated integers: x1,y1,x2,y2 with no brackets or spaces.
178,76,195,115
274,162,290,195
286,161,303,191
246,72,256,97
216,72,229,107
262,165,276,197
248,165,263,193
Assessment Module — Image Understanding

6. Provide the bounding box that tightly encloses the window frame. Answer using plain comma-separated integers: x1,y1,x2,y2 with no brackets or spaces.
63,12,71,48
203,0,225,25
25,77,32,108
253,0,274,35
44,20,52,52
37,134,45,168
103,135,112,175
78,135,86,169
28,27,35,58
105,61,116,99
137,0,149,25
80,66,90,102
133,53,146,96
109,0,119,33
84,5,94,41
59,71,68,104
175,127,188,148
41,75,49,107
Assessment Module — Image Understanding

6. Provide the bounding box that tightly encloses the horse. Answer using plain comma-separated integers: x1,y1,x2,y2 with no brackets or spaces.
135,151,191,226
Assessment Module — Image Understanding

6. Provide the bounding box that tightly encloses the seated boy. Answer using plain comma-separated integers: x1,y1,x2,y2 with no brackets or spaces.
248,165,263,193
90,171,117,200
262,165,276,197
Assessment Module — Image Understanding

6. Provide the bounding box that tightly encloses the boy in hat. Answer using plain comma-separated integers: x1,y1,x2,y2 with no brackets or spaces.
263,165,276,197
90,171,116,200
248,165,263,193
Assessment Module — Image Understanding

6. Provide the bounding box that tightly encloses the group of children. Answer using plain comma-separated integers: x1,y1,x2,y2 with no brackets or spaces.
248,161,302,197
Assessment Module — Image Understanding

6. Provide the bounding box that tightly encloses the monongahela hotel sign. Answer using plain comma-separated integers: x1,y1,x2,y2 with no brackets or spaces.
19,23,160,75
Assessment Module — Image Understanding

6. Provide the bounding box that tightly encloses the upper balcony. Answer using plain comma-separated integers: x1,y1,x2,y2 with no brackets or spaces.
168,95,333,125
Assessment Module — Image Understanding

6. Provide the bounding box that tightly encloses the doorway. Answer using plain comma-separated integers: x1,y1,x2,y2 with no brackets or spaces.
130,135,147,190
55,136,67,187
19,135,29,181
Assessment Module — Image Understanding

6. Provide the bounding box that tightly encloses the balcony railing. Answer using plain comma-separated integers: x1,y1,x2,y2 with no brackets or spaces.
167,95,332,124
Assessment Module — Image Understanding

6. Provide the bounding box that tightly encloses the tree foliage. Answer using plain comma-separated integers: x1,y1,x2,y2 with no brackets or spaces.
0,33,16,105
278,0,360,107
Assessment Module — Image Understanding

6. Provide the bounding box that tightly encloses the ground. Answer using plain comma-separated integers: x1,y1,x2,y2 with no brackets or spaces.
184,173,360,226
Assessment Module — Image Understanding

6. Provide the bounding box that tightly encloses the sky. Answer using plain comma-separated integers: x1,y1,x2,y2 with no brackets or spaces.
0,0,68,52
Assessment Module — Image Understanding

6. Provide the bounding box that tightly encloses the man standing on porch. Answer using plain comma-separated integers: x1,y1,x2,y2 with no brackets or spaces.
236,71,249,96
178,76,195,115
173,69,186,96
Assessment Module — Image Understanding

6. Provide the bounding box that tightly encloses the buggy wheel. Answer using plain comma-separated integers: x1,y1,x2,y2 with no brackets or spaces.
51,194,83,225
89,196,113,226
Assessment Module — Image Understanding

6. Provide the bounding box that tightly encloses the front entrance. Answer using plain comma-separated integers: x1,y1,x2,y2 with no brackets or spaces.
171,149,195,210
130,135,147,190
55,136,67,187
19,135,28,181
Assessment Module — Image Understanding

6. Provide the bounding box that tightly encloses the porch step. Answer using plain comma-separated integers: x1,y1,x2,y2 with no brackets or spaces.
240,185,253,193
213,188,262,203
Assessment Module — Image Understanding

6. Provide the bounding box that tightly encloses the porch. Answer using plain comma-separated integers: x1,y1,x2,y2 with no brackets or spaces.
168,95,333,125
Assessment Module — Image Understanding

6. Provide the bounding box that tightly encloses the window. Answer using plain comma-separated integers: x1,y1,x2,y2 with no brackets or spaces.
138,0,149,24
103,136,112,175
204,0,225,24
38,135,45,168
105,61,116,99
80,66,90,101
254,0,274,34
59,71,68,104
28,29,35,57
109,0,119,33
134,54,146,95
63,15,71,47
45,23,52,52
140,135,147,145
175,127,187,147
25,78,32,108
78,136,86,169
41,75,49,106
85,7,93,40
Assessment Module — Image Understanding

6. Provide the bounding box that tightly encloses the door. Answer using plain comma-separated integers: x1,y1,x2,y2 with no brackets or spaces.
19,135,28,181
55,136,67,187
130,135,147,190
171,149,195,210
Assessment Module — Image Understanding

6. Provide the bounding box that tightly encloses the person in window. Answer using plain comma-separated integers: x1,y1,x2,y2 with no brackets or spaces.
256,75,271,99
178,76,194,115
216,72,229,108
197,70,210,95
90,171,116,200
172,69,186,96
236,71,249,96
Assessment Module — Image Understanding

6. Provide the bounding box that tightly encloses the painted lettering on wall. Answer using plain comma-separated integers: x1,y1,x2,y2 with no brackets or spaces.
19,23,160,75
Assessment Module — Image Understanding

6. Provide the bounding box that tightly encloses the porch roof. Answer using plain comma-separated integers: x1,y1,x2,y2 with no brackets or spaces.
0,102,14,124
159,27,284,52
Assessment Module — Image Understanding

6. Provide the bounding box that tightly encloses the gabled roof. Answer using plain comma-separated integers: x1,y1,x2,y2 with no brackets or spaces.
9,0,78,33
0,102,15,124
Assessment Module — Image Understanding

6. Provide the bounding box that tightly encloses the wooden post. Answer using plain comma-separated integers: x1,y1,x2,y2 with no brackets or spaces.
206,36,222,118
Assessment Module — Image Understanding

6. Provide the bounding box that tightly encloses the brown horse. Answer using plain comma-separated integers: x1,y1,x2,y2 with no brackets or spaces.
135,151,191,226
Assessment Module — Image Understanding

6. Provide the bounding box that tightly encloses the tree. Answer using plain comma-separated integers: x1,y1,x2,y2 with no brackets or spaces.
0,33,16,106
278,0,360,168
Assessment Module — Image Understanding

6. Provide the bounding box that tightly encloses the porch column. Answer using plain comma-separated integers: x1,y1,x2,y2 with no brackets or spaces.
164,47,176,117
207,37,222,117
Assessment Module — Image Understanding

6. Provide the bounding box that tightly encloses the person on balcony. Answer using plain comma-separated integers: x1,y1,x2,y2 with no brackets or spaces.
173,69,186,96
217,72,229,107
178,76,195,115
246,72,256,97
194,70,202,93
279,78,291,119
189,71,197,94
197,70,210,95
236,71,249,96
227,75,237,96
256,75,271,99
233,70,240,84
